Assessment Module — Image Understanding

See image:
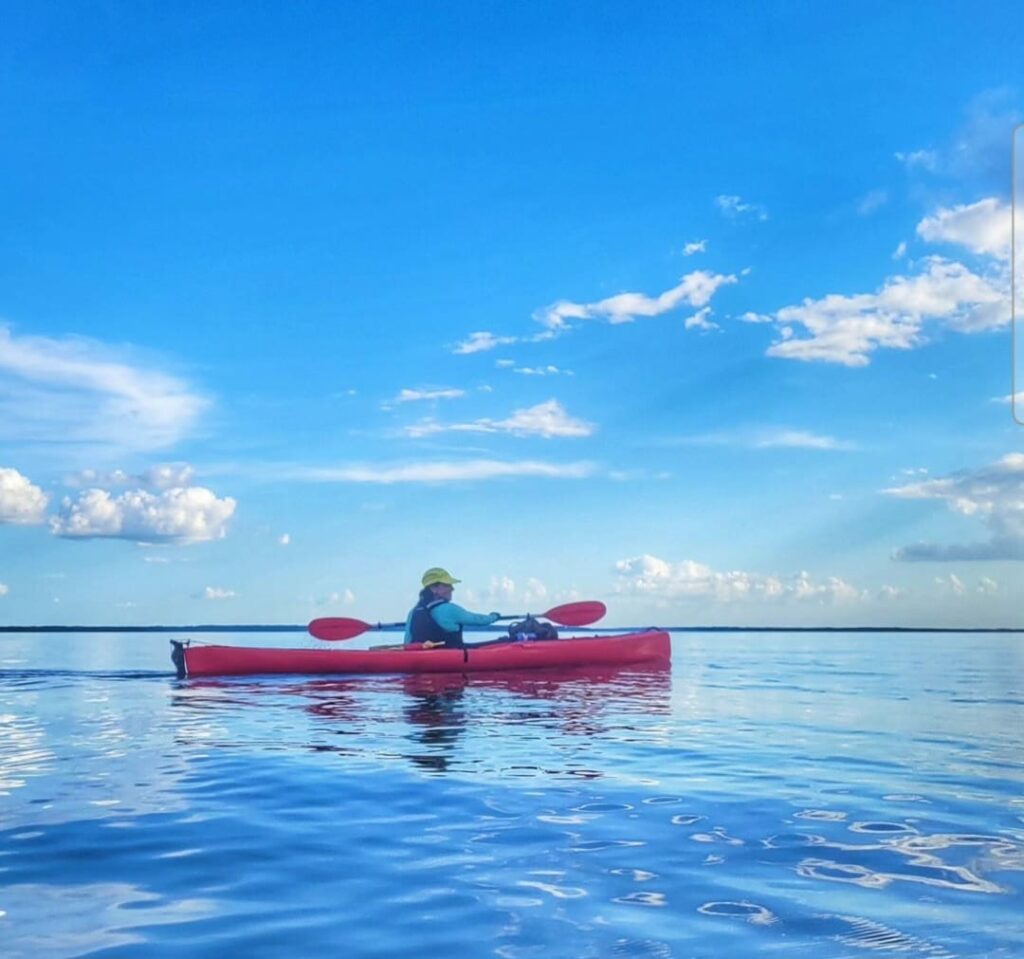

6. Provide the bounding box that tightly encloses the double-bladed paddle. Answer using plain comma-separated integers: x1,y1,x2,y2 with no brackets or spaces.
308,600,606,641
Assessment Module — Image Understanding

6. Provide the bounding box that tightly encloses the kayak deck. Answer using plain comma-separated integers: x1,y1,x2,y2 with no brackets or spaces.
175,630,671,678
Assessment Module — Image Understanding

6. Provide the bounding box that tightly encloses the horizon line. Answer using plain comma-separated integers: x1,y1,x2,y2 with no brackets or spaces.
0,624,1021,635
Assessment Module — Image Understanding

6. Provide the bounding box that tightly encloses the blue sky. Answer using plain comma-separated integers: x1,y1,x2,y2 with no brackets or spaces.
1,1,1022,628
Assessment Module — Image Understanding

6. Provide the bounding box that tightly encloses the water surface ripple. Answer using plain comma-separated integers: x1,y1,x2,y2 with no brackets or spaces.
1,631,1022,957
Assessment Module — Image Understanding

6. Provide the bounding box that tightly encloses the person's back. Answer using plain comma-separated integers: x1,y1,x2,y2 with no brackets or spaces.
404,568,500,647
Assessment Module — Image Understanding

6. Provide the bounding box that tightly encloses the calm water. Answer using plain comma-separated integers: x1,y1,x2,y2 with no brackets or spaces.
1,630,1022,958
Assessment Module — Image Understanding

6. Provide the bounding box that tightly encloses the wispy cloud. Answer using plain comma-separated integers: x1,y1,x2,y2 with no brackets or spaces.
752,430,857,451
202,586,236,601
669,429,856,452
390,387,466,404
0,324,207,452
886,453,1024,561
683,240,707,256
65,463,196,491
715,194,768,221
857,190,888,216
898,89,1021,183
452,332,522,355
403,399,594,439
534,270,738,330
287,459,597,484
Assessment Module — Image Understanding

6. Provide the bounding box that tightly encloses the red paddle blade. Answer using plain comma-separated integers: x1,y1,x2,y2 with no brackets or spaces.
542,601,607,627
308,617,373,641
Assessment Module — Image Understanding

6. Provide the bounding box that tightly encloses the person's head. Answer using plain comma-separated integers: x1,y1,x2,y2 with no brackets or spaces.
420,567,460,602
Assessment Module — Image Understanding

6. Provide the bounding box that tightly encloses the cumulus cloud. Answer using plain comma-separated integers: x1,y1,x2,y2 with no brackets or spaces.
916,198,1011,260
887,453,1024,560
683,240,707,256
279,533,291,546
684,308,718,331
715,194,768,221
288,459,596,484
51,485,237,543
764,255,1006,366
403,399,594,439
534,270,738,330
0,466,49,524
202,586,236,601
0,325,207,452
613,554,863,604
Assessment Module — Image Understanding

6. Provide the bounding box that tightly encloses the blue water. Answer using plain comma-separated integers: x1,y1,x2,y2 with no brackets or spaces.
1,630,1022,958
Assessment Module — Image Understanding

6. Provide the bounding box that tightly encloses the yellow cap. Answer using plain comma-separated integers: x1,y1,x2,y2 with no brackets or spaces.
421,567,461,587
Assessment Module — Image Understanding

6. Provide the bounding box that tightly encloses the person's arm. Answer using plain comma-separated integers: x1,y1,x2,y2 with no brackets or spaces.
432,602,500,632
403,609,415,644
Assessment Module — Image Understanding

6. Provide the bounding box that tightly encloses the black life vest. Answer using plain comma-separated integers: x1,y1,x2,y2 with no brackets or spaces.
409,599,463,648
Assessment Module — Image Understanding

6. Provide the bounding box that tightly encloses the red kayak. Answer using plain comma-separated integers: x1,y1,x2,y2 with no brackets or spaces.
172,630,671,678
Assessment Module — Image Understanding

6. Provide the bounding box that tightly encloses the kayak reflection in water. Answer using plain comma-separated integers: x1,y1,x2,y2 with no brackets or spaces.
403,567,501,648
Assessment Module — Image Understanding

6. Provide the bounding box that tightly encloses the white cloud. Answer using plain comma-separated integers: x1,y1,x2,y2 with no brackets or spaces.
0,325,207,451
892,241,908,260
279,533,291,546
51,485,237,543
288,459,596,484
507,365,573,376
684,308,718,331
764,255,1005,366
878,585,905,600
715,194,769,221
316,589,357,607
613,554,863,604
978,576,998,594
392,388,466,404
683,240,707,256
887,453,1024,560
857,190,888,216
753,430,856,451
452,332,520,355
404,399,594,439
0,583,8,597
935,574,966,595
916,198,1011,260
670,428,856,452
535,270,738,330
202,586,236,601
896,149,939,171
66,463,197,491
0,467,49,524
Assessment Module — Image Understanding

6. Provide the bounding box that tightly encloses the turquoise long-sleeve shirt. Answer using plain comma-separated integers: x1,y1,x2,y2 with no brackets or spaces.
404,601,500,644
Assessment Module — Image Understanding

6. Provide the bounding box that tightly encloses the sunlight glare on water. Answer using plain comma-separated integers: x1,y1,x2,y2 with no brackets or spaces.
1,630,1022,958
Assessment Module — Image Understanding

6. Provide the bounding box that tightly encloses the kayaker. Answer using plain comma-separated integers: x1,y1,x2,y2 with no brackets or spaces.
404,567,501,648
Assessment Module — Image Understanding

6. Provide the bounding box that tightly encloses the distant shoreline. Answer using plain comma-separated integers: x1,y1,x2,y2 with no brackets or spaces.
1,624,1021,634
